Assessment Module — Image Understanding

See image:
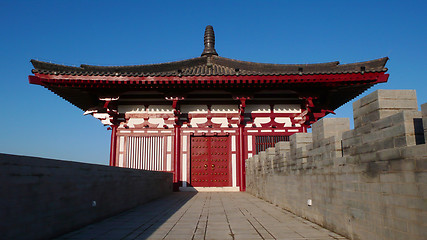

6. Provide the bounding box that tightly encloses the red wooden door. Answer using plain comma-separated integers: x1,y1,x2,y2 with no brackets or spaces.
190,136,231,187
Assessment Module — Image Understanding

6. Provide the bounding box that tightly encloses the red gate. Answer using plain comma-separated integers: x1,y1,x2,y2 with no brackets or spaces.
190,136,231,187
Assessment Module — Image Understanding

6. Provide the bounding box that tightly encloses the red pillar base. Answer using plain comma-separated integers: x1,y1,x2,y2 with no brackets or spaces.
173,182,181,192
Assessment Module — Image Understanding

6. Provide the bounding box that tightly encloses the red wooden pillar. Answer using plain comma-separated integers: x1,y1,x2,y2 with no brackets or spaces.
109,125,118,166
238,124,246,191
236,97,247,191
173,124,181,191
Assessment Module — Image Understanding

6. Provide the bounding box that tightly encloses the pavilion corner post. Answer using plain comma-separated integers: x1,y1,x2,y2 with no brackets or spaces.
109,125,118,166
173,124,181,191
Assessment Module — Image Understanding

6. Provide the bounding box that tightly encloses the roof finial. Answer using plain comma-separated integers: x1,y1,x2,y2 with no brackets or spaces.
201,25,218,57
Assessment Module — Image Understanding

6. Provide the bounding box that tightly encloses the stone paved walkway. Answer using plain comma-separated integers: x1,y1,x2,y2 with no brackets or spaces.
57,192,347,240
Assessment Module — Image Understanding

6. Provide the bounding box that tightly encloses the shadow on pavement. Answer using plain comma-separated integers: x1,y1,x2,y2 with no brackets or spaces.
56,192,197,240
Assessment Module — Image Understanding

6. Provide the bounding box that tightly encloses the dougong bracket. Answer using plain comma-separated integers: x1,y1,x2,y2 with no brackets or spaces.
84,97,121,126
233,97,250,126
292,97,335,127
166,96,185,125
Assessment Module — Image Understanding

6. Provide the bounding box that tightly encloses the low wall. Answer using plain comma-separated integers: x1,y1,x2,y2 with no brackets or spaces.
246,90,426,240
0,154,173,240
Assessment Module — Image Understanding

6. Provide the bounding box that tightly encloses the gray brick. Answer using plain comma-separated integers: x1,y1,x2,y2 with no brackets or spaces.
377,148,402,161
358,111,381,127
401,144,427,159
393,206,418,221
357,90,379,107
290,132,313,146
266,147,275,156
275,141,290,151
379,173,403,183
379,89,417,100
358,152,378,163
378,98,418,110
353,123,373,135
394,136,409,148
389,159,415,172
415,159,427,171
372,117,394,130
373,138,395,151
421,102,427,116
381,123,406,139
392,183,419,196
407,222,427,238
385,217,408,234
312,118,350,140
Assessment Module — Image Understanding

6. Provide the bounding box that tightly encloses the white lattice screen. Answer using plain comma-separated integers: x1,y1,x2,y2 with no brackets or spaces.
125,136,165,171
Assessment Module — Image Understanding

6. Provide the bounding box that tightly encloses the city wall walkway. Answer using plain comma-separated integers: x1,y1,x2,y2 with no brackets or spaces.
57,192,347,240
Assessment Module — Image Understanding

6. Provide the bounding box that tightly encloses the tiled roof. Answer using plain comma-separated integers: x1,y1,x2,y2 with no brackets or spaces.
31,56,388,77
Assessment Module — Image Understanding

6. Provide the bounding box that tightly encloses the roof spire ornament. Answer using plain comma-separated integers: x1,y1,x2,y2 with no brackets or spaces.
201,25,218,57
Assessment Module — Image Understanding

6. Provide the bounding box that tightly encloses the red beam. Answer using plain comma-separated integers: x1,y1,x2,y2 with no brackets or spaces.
30,72,388,87
28,75,42,85
378,73,390,83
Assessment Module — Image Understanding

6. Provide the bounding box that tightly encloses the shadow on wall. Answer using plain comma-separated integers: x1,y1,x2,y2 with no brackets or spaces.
0,154,173,240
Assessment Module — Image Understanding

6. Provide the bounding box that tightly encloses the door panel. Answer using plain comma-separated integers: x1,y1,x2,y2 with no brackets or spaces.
191,136,231,187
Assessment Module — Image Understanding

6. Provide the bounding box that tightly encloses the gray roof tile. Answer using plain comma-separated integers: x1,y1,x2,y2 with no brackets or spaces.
31,56,388,77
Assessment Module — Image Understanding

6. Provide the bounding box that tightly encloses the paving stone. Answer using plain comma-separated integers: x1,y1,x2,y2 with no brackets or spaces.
55,192,348,240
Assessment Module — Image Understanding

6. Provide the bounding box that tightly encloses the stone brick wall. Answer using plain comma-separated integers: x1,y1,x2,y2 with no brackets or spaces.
246,90,426,240
0,154,173,240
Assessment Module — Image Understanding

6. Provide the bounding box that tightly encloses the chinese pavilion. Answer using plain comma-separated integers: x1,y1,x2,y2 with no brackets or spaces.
29,26,389,191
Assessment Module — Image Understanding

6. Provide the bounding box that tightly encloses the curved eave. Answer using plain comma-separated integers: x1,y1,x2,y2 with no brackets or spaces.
30,57,388,77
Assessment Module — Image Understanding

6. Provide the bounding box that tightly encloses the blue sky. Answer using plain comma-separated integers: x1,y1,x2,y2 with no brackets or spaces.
0,1,425,165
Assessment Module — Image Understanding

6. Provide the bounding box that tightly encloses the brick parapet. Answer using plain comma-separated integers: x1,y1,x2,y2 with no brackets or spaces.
343,110,424,161
274,141,289,172
0,154,173,240
353,89,418,129
246,90,426,240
